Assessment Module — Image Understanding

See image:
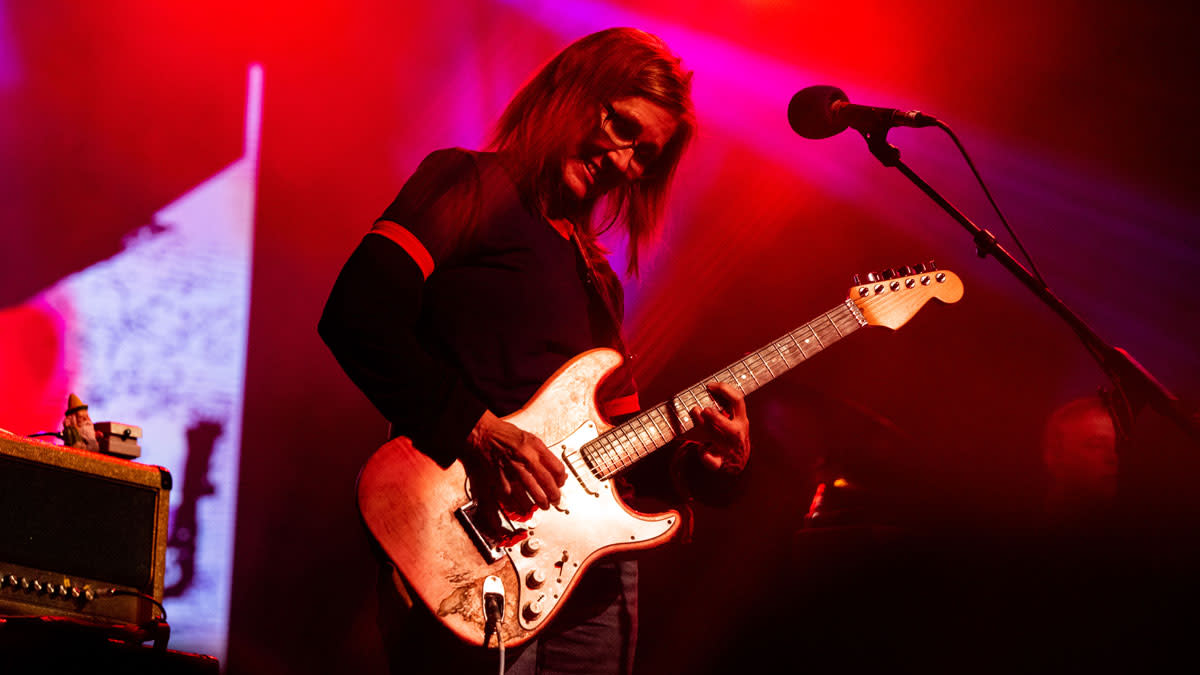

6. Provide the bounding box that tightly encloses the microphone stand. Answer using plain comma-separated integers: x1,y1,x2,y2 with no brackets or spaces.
858,125,1200,451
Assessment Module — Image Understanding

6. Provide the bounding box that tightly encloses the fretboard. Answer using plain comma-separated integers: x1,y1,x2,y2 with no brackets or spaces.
581,299,868,480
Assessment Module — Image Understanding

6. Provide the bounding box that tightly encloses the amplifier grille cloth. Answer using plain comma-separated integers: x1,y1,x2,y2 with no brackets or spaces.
0,454,157,588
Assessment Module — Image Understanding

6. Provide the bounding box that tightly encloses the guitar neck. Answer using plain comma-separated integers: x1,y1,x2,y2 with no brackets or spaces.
583,299,868,480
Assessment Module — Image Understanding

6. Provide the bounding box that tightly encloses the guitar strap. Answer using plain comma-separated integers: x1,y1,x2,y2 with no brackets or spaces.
571,230,699,542
570,230,640,418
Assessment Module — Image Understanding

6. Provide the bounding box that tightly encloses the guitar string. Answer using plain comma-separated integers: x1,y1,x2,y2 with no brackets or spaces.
557,279,944,481
563,302,865,480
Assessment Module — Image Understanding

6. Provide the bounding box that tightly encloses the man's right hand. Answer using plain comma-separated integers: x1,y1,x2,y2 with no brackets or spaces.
464,410,567,517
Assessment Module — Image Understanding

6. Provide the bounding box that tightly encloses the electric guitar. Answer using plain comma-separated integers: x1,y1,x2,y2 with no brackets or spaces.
357,264,964,647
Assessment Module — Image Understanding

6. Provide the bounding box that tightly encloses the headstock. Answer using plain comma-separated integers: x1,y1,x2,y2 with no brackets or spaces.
851,261,963,329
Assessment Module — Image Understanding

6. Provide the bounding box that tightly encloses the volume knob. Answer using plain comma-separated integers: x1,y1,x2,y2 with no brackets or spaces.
521,537,543,557
524,596,545,620
526,569,547,589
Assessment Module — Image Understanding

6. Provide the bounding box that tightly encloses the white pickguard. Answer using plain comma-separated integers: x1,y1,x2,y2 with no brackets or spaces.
502,420,677,631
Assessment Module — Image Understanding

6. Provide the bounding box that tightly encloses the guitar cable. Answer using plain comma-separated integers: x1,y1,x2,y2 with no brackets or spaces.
482,575,506,673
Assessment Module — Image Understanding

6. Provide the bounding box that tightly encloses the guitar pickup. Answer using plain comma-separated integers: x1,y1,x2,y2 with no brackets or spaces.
455,501,528,564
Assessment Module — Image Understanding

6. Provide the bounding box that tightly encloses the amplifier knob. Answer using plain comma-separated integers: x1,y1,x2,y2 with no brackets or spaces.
83,588,95,602
20,577,30,591
58,584,68,595
32,580,43,592
6,575,16,586
71,587,82,599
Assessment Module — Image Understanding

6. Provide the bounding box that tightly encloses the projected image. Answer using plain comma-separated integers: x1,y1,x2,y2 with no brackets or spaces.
0,65,260,663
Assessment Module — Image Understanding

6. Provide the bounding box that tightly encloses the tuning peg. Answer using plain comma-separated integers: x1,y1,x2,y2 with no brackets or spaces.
911,262,926,274
893,265,912,277
926,259,938,271
880,268,894,280
852,274,862,285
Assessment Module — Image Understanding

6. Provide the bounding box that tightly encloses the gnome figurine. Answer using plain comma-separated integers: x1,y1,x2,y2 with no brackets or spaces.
62,393,101,452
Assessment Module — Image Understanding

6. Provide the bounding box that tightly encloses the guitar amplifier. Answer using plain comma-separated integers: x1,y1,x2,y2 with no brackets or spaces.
0,428,171,625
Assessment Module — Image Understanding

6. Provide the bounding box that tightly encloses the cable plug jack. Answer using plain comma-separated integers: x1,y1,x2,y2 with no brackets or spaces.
482,575,505,648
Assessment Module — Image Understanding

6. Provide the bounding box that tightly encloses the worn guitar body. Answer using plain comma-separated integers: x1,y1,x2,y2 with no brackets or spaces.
357,348,679,648
357,265,964,648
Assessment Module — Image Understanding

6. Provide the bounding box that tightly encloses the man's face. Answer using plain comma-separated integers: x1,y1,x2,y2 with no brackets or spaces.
562,96,678,204
1045,401,1118,498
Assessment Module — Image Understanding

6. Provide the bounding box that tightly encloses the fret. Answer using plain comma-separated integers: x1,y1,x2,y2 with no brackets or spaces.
670,397,691,433
648,411,670,446
816,315,842,344
617,424,646,462
606,433,626,469
793,326,815,356
652,403,681,441
753,349,774,380
784,330,808,362
767,340,790,371
829,316,854,337
587,437,608,473
594,440,615,478
728,361,756,394
640,411,668,447
768,347,783,373
805,322,824,349
825,310,844,337
600,434,620,472
648,412,668,447
631,416,656,453
608,427,629,469
833,304,857,328
648,405,677,442
588,301,873,478
740,358,762,388
715,368,739,390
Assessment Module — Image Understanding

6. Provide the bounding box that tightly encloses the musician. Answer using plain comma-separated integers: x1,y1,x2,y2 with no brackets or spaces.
319,27,751,673
1041,395,1119,524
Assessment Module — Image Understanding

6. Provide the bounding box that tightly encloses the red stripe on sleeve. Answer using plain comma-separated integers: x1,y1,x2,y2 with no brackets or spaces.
368,220,435,280
602,393,642,418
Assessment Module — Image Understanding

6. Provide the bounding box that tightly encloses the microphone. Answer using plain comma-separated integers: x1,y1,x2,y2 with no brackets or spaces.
788,85,938,139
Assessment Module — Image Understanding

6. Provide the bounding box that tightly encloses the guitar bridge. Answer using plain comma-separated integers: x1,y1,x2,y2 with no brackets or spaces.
455,501,527,564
